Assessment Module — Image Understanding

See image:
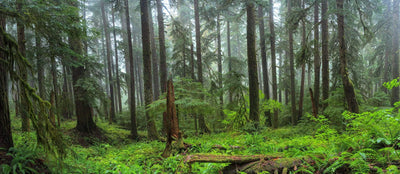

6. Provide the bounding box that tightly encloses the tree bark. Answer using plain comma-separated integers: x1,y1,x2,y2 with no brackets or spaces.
337,0,359,113
141,0,159,140
69,0,97,133
157,0,167,93
112,6,123,113
217,15,224,120
17,0,30,132
124,0,138,139
321,0,329,110
314,2,321,115
288,0,297,125
101,1,116,122
247,2,260,125
268,0,278,129
194,0,210,133
149,3,160,100
227,21,232,103
0,14,13,151
258,6,271,127
383,0,392,94
298,0,306,121
35,30,45,99
392,0,400,106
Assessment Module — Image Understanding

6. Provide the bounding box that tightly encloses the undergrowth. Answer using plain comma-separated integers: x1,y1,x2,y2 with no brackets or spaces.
3,106,400,173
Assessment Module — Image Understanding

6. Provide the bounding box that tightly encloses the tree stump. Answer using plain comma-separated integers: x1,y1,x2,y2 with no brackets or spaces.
162,80,183,158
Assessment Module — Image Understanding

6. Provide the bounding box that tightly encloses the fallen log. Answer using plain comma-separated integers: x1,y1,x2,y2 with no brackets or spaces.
184,154,276,164
184,153,313,174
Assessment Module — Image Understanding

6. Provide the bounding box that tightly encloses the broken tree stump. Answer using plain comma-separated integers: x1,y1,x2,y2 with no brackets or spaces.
162,80,184,158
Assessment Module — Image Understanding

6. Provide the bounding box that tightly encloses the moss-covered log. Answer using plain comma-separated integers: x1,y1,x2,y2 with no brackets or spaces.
184,154,283,164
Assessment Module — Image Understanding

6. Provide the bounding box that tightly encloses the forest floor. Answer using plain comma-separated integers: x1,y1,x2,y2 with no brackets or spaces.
3,109,400,173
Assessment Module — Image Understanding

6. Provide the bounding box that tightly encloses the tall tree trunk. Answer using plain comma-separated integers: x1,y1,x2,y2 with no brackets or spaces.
337,0,359,113
227,21,232,103
124,0,138,139
288,0,297,125
194,0,210,133
247,2,260,126
217,15,224,120
383,0,392,94
112,6,123,113
149,3,160,100
258,6,271,127
0,14,13,151
141,0,159,140
17,0,30,132
50,55,57,126
298,0,306,121
157,0,167,93
36,30,45,99
69,0,97,133
268,0,278,129
101,1,116,122
321,0,329,110
392,0,400,105
313,1,320,115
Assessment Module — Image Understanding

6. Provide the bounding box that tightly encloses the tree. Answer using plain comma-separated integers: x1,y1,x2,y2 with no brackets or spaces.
268,0,278,129
101,0,116,122
141,0,159,140
217,14,224,120
321,0,329,110
337,0,359,113
391,0,399,106
17,0,30,132
314,0,321,114
149,2,160,100
157,0,167,93
227,21,232,103
123,0,138,139
288,0,296,124
194,0,210,133
258,5,271,126
247,1,259,125
298,0,306,121
69,0,97,133
112,4,123,113
0,13,13,151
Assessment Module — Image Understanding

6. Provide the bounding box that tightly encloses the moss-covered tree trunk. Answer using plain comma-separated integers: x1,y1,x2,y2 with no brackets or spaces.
0,14,13,151
194,0,210,134
17,0,30,132
247,2,260,125
69,0,97,133
141,0,159,140
337,0,359,113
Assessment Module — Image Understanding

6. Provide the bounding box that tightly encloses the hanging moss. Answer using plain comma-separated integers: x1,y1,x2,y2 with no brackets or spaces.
1,26,66,159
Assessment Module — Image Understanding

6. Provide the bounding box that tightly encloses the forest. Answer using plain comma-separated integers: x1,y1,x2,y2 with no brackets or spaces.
1,0,400,173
